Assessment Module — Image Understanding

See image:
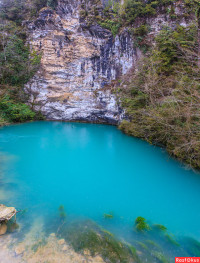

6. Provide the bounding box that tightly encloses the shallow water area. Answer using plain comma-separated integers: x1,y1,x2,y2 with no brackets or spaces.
0,121,200,262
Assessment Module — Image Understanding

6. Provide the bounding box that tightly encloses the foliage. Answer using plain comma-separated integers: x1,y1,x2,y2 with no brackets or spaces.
0,0,55,22
98,19,121,36
0,95,35,122
85,0,178,37
0,31,41,86
0,20,41,125
119,25,200,169
122,0,173,24
135,217,151,232
0,0,28,25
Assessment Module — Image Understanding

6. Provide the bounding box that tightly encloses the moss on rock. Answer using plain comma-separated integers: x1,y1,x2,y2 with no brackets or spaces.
58,220,140,263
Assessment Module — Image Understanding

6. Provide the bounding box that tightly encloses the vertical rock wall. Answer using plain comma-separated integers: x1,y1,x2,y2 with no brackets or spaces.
26,0,137,123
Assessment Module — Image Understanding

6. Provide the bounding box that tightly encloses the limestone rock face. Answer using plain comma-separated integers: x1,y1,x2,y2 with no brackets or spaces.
26,0,137,124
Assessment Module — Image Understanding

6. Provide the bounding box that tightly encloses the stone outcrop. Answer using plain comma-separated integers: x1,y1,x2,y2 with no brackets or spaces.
26,0,137,124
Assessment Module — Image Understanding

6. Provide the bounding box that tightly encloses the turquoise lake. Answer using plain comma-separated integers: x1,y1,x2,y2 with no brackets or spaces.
0,121,200,243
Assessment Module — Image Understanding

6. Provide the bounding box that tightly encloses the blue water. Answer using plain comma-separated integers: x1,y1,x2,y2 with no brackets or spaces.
0,121,200,241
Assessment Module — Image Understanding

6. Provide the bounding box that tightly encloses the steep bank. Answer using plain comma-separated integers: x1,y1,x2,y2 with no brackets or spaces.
25,1,136,124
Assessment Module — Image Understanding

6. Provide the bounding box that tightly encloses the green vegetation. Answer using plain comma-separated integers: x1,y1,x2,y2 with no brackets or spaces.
53,217,200,261
58,205,66,219
59,220,140,263
153,224,167,232
0,95,36,122
0,0,58,23
119,24,200,169
80,0,189,37
0,2,43,126
135,216,151,232
145,239,160,249
102,229,114,237
103,212,114,219
122,0,173,24
98,19,121,36
136,241,148,250
165,234,180,246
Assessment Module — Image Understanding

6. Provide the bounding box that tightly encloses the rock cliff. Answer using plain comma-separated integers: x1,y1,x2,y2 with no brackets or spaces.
25,0,136,124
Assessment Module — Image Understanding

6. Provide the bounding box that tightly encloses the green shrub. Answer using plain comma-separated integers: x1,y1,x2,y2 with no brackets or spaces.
98,19,121,36
0,96,35,122
0,21,42,125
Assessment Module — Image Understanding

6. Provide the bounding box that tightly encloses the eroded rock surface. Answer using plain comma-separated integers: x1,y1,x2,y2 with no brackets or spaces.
26,0,136,124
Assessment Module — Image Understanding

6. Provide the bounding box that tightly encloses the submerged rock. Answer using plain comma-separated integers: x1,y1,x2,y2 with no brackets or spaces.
0,223,7,235
58,219,140,263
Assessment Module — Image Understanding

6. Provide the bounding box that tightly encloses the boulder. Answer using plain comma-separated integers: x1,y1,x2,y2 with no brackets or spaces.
0,204,16,222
